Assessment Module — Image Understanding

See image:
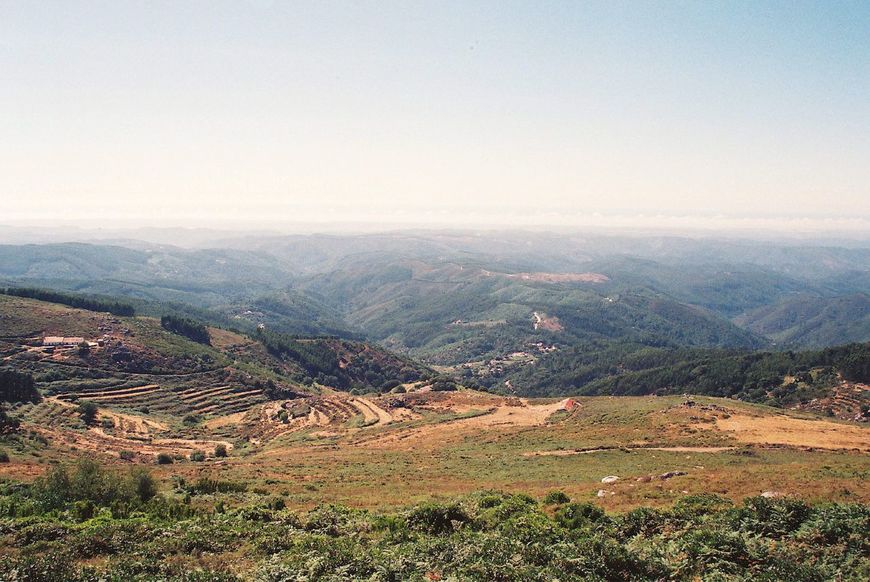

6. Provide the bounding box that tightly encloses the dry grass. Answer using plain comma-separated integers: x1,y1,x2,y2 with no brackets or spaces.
4,389,868,511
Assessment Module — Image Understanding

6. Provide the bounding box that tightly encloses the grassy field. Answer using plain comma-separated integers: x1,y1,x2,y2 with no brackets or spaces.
4,392,868,513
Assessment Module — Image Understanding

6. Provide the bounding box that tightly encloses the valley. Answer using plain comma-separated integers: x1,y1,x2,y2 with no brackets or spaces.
0,233,868,580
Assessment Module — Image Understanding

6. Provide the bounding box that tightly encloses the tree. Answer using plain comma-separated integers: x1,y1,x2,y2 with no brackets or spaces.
1,286,134,316
77,401,98,425
160,315,210,345
0,369,40,403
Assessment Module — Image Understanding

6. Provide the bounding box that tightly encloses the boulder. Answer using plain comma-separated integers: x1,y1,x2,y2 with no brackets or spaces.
601,475,619,484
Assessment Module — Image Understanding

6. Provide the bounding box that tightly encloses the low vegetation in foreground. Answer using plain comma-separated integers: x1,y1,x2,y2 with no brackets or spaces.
0,460,868,581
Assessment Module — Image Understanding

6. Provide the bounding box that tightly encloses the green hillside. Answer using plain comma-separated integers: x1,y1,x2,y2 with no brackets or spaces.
734,293,870,347
0,294,430,422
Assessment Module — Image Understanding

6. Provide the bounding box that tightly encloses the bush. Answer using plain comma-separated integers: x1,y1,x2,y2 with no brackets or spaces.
129,467,158,502
0,449,9,463
735,496,812,538
617,506,667,539
407,502,470,534
156,453,174,465
190,450,206,462
543,490,571,505
119,450,134,461
431,378,458,392
214,444,228,458
77,401,98,425
32,459,156,510
555,502,608,530
0,409,20,432
73,499,96,520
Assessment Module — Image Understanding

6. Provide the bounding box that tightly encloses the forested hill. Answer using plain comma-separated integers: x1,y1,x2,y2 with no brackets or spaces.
501,340,870,404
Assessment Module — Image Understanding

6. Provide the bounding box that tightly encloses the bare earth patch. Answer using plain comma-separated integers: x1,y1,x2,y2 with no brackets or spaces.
524,446,736,457
696,413,870,451
505,272,609,283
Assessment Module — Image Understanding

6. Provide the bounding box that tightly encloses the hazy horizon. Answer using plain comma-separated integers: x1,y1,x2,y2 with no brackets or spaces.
3,1,869,228
3,212,870,250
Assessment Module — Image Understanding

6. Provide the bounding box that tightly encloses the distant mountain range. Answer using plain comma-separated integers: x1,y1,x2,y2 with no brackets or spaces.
1,231,868,394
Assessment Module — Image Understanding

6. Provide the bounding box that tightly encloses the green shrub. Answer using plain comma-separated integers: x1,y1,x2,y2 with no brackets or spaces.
0,554,77,582
406,502,470,534
796,503,870,547
77,401,98,425
555,502,608,530
543,490,571,505
156,453,173,465
73,499,96,521
617,506,666,539
119,450,134,461
129,468,158,502
735,496,812,537
1,463,868,582
0,449,9,463
0,409,20,432
32,458,157,510
190,450,206,462
214,444,228,458
430,377,457,392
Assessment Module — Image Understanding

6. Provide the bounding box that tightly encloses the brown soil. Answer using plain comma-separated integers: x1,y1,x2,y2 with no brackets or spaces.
350,397,395,425
695,413,870,451
204,411,247,429
524,446,737,457
65,384,160,401
533,312,564,332
357,397,572,449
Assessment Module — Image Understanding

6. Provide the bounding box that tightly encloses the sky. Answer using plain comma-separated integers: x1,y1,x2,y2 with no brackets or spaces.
2,1,869,230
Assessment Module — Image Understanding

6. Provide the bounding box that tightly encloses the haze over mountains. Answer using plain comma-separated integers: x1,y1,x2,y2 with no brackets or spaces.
1,229,867,398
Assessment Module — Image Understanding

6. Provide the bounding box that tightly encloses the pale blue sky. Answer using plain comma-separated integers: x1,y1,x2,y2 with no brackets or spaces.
2,1,868,227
